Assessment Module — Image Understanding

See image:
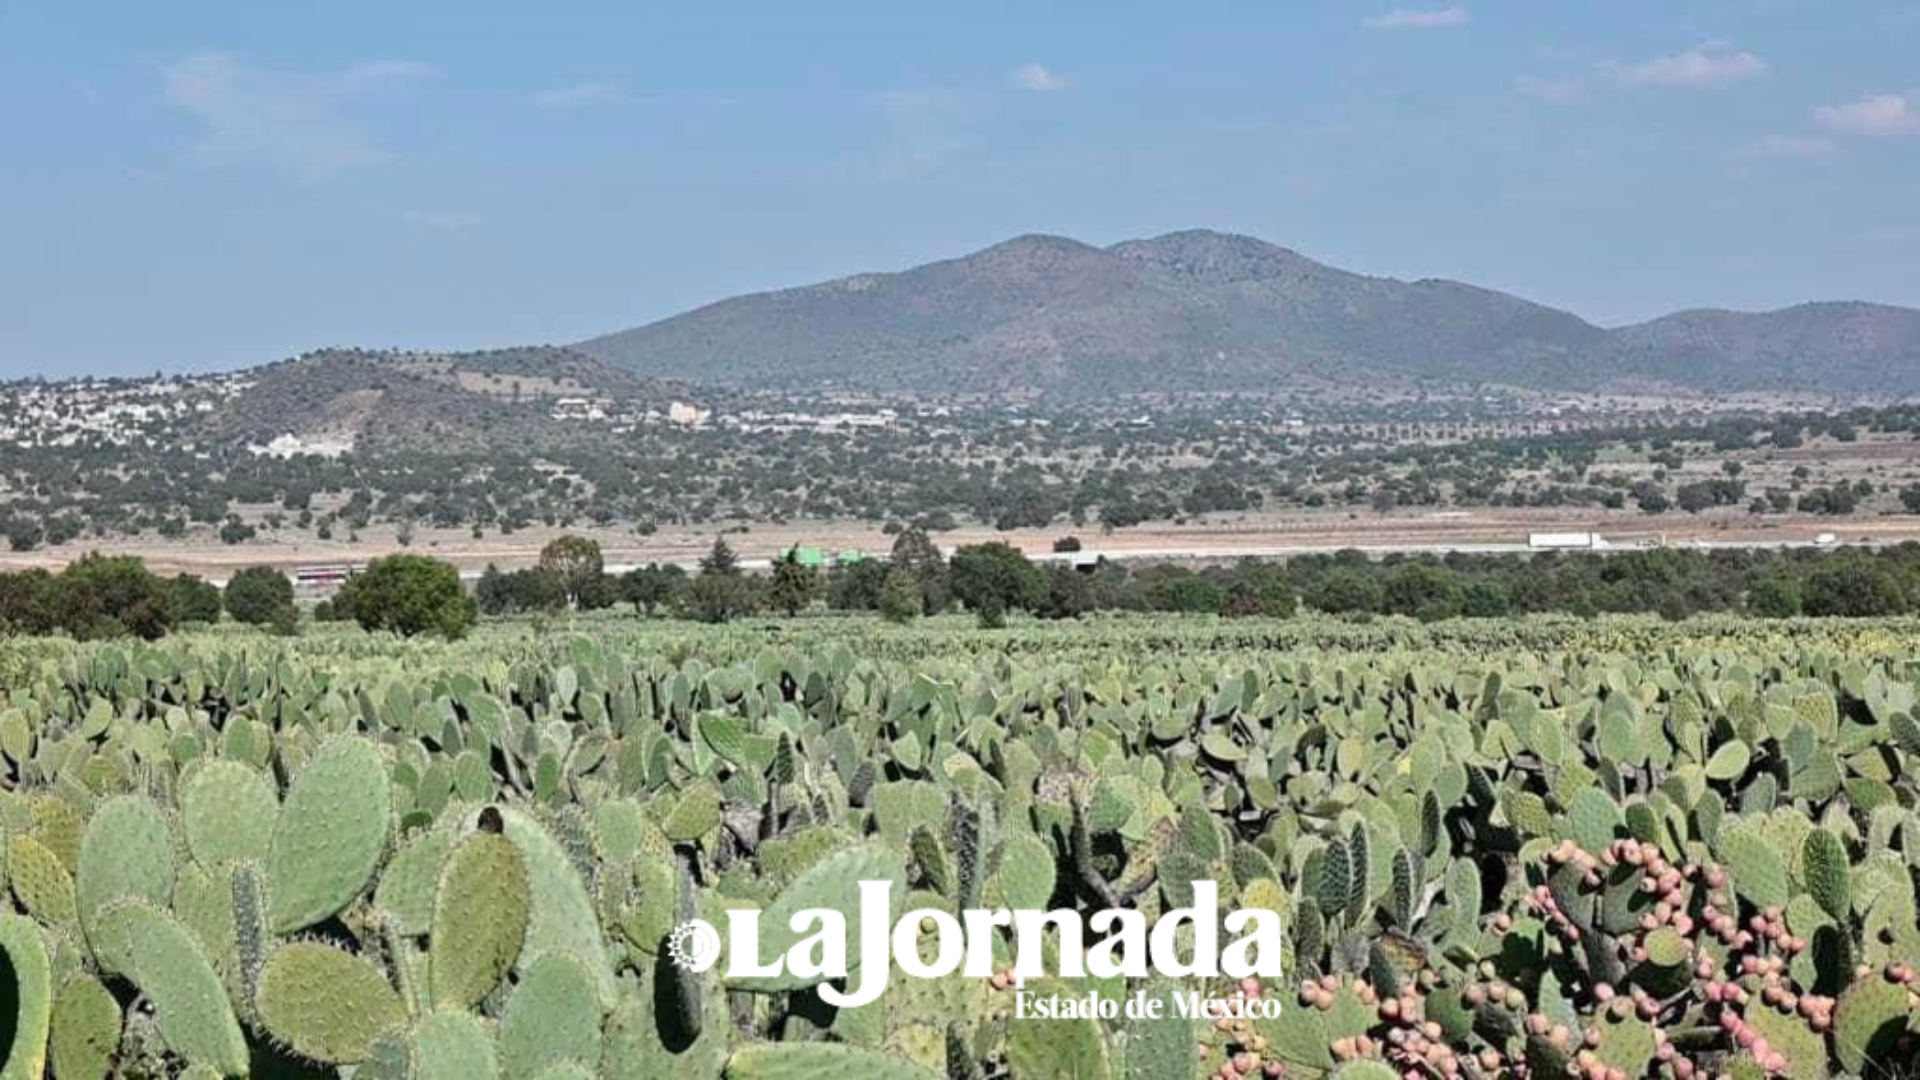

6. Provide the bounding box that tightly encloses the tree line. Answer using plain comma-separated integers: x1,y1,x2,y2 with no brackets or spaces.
9,532,1920,643
0,553,475,641
479,530,1920,626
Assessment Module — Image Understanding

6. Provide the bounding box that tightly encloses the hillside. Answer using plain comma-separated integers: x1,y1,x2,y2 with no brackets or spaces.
577,230,1920,397
206,346,679,454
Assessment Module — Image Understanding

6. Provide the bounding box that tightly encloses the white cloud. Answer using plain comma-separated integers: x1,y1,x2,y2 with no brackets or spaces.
1010,63,1067,93
1364,6,1470,30
162,53,435,181
1754,134,1836,158
533,81,633,108
1814,92,1919,136
1610,43,1765,88
1515,75,1581,104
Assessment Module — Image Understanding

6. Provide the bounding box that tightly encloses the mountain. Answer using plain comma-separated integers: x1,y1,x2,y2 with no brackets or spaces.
577,230,1920,397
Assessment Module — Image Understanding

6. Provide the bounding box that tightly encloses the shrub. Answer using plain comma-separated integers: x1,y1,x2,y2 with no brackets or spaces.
949,542,1043,626
878,568,924,623
50,553,180,640
335,555,476,638
1801,558,1909,617
1746,574,1802,618
171,574,225,625
224,566,297,630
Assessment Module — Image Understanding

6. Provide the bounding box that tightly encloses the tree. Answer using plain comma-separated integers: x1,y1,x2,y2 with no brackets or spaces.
1746,575,1802,619
476,565,565,616
767,551,818,616
622,564,688,616
50,554,179,640
1801,559,1908,618
224,566,297,631
1309,566,1385,615
827,560,889,611
888,527,949,613
0,569,58,636
1461,580,1513,618
539,535,604,609
700,537,741,576
335,555,477,638
1381,563,1466,622
878,569,923,623
171,574,224,625
949,542,1043,627
690,538,755,623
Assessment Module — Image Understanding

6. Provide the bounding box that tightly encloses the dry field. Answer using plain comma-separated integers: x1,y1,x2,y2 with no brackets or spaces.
8,508,1920,580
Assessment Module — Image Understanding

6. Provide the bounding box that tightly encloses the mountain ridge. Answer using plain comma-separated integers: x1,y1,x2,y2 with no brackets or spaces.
576,229,1920,397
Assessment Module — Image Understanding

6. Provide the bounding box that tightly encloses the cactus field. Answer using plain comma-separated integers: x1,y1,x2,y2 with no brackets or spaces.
0,614,1917,1079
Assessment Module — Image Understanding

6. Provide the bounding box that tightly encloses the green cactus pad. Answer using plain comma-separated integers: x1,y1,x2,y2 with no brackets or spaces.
1641,925,1690,968
256,941,409,1065
1592,1009,1659,1076
1832,976,1913,1076
1717,820,1791,911
91,902,248,1076
1125,978,1198,1080
497,806,618,1006
9,834,77,927
267,736,392,933
49,973,120,1080
414,1009,503,1080
663,781,723,843
0,914,53,1080
1744,1003,1829,1080
430,831,532,1010
1801,828,1851,924
181,760,279,868
374,828,457,936
600,966,729,1080
724,841,906,993
1330,1065,1399,1080
991,832,1056,912
1006,979,1114,1080
76,795,174,942
725,1043,952,1080
500,953,607,1080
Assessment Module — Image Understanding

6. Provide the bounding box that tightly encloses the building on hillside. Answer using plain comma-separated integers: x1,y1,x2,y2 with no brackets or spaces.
668,401,710,425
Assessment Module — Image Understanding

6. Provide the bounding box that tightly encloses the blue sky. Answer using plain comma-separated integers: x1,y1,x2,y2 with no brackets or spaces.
2,1,1917,377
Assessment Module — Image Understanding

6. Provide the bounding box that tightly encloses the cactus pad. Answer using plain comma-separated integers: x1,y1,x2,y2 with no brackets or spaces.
256,941,409,1065
429,831,532,1010
49,973,121,1080
181,760,280,868
267,736,392,933
726,1043,949,1080
0,914,52,1080
500,953,606,1080
76,795,174,940
91,902,248,1076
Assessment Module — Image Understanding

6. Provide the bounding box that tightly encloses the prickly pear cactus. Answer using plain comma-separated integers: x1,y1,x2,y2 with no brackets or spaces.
267,736,391,933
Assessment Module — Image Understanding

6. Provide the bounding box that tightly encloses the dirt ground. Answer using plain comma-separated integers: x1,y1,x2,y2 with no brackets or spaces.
7,509,1919,579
